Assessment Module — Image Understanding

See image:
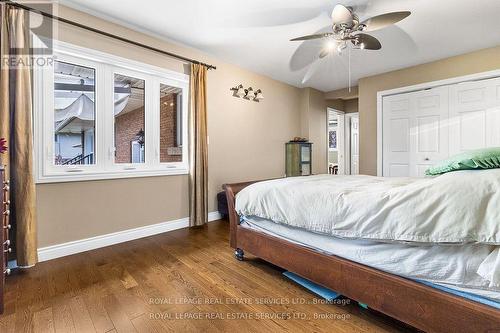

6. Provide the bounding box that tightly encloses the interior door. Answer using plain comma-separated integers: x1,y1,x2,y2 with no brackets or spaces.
383,87,449,177
382,92,412,177
449,77,500,155
412,87,449,177
350,116,359,175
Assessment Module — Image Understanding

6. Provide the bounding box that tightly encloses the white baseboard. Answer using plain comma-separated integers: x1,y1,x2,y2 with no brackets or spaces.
208,211,222,221
38,211,223,262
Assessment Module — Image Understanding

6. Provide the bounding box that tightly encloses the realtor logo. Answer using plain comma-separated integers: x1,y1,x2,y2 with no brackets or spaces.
1,1,56,68
18,1,54,55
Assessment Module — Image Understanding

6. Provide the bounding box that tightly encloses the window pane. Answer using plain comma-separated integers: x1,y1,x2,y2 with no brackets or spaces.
114,74,145,164
54,61,95,165
160,83,183,163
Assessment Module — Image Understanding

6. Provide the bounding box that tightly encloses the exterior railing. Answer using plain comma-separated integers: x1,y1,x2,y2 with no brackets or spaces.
62,153,94,165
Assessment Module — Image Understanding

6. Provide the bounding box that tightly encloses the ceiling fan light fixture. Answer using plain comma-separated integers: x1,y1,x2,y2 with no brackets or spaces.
291,4,410,87
336,42,347,54
325,39,337,52
331,4,353,25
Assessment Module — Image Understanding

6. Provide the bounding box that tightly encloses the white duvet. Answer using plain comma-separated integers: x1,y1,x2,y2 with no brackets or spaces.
235,170,500,286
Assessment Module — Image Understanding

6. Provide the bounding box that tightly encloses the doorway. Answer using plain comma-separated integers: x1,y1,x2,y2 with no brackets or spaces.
345,113,359,175
327,109,345,175
327,109,359,175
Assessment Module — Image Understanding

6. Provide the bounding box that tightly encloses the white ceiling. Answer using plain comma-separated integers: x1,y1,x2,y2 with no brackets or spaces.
61,0,500,92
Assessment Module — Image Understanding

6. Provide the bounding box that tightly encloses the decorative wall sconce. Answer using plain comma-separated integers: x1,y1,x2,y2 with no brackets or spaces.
245,87,256,99
254,89,264,101
230,84,264,102
230,84,246,98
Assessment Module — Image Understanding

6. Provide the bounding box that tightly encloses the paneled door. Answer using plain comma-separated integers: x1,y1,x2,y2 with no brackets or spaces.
382,87,449,177
382,92,412,177
412,87,449,177
449,77,500,155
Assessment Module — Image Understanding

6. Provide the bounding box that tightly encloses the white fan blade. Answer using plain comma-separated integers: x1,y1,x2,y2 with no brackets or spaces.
361,11,411,32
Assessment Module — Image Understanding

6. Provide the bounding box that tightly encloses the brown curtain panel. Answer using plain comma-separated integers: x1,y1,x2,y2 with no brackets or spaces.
189,64,208,227
0,6,38,266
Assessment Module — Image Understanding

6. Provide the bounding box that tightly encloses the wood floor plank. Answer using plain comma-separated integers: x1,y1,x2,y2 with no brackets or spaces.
0,220,417,333
82,290,114,333
131,313,175,333
14,308,34,333
0,313,17,333
69,296,96,332
52,299,76,333
118,268,138,290
33,307,55,333
101,294,137,333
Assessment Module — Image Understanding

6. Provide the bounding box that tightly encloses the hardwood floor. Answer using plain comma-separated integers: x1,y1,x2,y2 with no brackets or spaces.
0,220,418,332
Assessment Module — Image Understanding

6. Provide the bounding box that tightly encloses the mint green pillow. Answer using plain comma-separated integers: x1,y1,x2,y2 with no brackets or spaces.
425,147,500,176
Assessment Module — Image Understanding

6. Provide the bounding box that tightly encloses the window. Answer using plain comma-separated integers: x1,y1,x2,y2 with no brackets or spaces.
159,83,183,163
34,41,189,183
114,74,145,164
53,61,96,166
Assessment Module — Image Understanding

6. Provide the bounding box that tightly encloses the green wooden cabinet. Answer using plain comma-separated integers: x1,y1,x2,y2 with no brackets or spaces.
286,142,312,177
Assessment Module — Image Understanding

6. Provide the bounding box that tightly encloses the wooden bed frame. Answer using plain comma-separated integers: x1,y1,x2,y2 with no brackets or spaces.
224,180,500,333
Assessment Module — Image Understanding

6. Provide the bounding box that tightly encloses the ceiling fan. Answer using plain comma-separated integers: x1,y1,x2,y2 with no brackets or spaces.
290,4,411,59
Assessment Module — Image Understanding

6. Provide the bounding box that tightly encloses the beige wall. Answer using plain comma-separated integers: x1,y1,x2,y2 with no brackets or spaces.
325,97,358,114
299,88,328,174
308,89,328,174
344,99,358,114
326,98,344,111
299,89,310,138
358,45,500,175
37,6,302,247
325,86,358,100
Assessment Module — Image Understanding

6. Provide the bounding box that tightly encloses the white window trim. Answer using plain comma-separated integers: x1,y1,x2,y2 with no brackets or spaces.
34,39,190,183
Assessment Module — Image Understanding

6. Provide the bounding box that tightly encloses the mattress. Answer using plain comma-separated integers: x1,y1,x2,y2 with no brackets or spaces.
240,215,500,303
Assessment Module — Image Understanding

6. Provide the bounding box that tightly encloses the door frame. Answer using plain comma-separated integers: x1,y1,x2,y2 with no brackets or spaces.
376,68,500,176
326,108,345,174
344,112,359,175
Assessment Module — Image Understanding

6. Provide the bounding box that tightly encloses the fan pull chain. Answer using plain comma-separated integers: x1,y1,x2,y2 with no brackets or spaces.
348,45,352,93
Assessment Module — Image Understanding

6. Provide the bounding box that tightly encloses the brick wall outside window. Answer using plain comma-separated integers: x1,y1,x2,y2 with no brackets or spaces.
114,94,181,163
115,106,144,163
160,94,182,163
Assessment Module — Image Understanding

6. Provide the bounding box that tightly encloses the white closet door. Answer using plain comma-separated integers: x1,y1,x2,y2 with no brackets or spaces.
412,87,449,177
449,77,500,155
383,87,449,177
383,92,412,177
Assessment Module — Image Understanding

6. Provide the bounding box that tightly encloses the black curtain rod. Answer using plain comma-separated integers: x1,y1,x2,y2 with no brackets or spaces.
2,0,217,70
